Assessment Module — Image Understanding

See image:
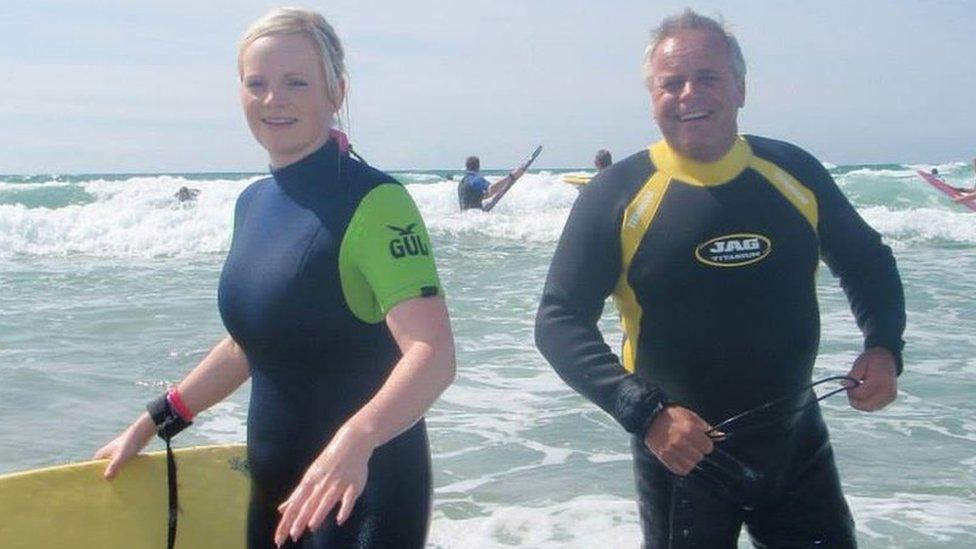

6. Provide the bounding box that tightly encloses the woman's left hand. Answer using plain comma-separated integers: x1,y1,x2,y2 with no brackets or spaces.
273,425,378,546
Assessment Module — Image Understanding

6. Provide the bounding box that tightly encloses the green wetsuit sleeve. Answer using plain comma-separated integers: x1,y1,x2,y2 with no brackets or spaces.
535,170,667,435
340,183,442,324
805,156,907,373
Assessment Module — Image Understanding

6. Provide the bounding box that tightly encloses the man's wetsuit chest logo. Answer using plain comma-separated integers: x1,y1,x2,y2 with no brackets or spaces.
387,224,430,258
695,233,772,267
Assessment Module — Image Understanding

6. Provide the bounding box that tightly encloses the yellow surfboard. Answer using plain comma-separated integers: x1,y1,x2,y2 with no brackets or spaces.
561,173,593,187
0,444,248,549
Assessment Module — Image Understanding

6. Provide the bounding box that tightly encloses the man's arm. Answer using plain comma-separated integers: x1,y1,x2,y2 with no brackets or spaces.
483,168,525,201
534,181,666,435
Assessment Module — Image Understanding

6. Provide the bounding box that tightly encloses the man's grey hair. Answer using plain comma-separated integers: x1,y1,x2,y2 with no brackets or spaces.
641,9,746,85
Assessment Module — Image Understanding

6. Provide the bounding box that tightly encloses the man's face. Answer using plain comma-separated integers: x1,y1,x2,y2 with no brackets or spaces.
649,29,745,162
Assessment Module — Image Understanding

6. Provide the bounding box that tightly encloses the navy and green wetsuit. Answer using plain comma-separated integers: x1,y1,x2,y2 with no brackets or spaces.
536,136,905,548
218,140,441,548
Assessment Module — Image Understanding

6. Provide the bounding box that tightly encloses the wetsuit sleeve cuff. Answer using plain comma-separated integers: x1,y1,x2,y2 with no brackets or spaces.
615,376,667,435
147,393,193,440
864,338,904,376
883,346,904,376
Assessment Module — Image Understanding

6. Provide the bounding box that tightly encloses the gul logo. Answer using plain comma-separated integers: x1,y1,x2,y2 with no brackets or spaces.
695,233,771,267
387,224,429,258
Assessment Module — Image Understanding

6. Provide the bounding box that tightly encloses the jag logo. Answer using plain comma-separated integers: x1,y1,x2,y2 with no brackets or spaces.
695,233,771,267
387,224,429,259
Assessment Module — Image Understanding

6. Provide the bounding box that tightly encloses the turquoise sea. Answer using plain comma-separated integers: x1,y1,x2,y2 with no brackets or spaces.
1,160,974,547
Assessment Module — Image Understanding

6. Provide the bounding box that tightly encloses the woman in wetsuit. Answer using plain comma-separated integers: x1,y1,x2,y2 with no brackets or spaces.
95,7,456,548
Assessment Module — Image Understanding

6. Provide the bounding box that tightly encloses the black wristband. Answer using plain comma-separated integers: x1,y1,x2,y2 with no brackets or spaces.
147,394,192,440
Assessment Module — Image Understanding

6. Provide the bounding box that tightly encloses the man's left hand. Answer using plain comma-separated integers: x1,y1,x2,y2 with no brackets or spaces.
845,347,898,412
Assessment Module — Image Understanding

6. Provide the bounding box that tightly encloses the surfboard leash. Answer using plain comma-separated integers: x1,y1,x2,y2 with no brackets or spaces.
687,375,863,510
148,391,194,549
706,375,862,440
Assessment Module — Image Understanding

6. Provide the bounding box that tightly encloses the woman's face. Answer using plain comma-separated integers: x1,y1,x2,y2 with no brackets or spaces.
239,33,338,168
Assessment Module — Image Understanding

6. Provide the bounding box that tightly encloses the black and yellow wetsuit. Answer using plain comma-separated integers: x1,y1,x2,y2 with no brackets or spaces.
219,140,441,548
536,136,905,548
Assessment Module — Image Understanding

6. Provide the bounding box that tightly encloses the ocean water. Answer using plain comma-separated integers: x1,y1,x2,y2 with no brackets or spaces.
1,159,974,548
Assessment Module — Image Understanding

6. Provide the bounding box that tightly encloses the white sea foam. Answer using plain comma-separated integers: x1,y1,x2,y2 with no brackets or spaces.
2,168,972,258
425,491,976,548
428,496,641,549
839,167,919,180
859,206,976,244
396,172,444,183
852,493,976,544
0,176,254,258
0,173,581,258
906,161,969,173
0,180,77,191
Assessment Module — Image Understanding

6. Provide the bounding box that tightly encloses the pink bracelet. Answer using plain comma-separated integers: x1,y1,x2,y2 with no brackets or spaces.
166,389,194,422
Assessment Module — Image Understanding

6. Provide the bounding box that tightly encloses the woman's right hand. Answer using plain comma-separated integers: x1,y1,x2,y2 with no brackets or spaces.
93,413,157,479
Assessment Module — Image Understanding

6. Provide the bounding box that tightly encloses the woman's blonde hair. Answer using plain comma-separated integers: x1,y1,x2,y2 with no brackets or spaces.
238,7,348,125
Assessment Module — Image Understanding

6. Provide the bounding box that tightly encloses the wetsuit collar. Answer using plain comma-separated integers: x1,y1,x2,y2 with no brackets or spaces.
270,138,343,193
650,136,752,186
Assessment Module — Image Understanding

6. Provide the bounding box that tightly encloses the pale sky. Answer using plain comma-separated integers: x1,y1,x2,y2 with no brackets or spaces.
1,1,973,173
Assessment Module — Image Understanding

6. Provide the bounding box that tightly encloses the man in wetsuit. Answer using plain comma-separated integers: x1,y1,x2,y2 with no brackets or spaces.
457,155,522,211
595,149,613,171
535,9,905,548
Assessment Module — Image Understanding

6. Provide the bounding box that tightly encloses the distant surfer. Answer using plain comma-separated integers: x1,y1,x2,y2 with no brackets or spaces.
594,149,613,171
174,186,200,202
457,155,525,211
536,10,904,548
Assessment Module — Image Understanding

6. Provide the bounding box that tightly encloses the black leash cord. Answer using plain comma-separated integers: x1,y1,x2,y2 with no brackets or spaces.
146,393,191,548
161,427,179,549
707,375,862,440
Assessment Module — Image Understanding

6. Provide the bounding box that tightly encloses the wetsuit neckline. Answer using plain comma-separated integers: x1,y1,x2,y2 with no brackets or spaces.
270,139,343,193
649,136,752,186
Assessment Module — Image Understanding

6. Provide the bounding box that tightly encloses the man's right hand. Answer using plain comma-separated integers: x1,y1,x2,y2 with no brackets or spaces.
644,405,717,475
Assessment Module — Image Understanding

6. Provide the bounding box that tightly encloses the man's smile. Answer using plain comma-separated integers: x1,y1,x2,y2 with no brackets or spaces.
677,110,710,122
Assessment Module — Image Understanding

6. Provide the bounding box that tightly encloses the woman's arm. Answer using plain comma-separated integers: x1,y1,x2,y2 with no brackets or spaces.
273,295,455,545
342,295,455,446
94,335,251,478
